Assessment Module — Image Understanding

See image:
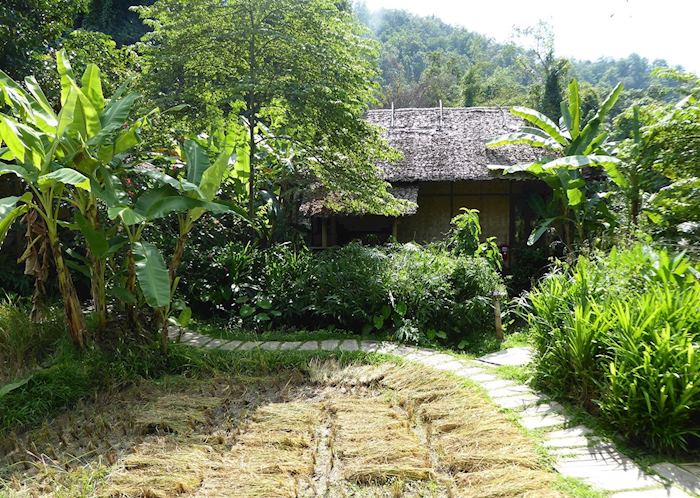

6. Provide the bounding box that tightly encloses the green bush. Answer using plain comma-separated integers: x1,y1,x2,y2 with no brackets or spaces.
523,245,700,452
183,240,503,344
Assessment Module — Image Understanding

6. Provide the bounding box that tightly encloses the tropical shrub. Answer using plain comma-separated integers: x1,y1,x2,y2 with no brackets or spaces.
522,245,700,452
187,241,503,345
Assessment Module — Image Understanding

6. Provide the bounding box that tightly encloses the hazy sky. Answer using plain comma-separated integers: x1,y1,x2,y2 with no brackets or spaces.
362,0,700,75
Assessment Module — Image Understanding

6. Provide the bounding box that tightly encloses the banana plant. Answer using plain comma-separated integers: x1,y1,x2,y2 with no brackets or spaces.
487,79,626,247
106,133,246,352
0,58,97,347
52,53,157,335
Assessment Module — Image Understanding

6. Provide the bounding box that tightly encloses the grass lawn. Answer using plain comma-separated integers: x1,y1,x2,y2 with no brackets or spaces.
0,349,604,498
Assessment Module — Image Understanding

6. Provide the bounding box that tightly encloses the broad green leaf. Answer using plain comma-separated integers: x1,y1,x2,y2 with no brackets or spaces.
134,186,229,220
541,155,622,171
100,92,139,131
0,194,31,244
486,132,563,151
567,79,581,138
70,82,101,139
597,82,624,121
80,64,105,112
510,106,568,146
56,87,78,140
566,187,584,206
113,126,139,155
602,160,629,189
0,374,33,399
132,241,171,308
0,114,26,162
257,299,273,310
240,304,255,318
75,212,109,258
38,168,91,191
176,306,192,327
527,218,557,246
0,163,33,181
199,148,235,200
107,206,146,226
108,286,137,304
488,162,544,175
56,50,75,106
23,76,58,132
184,139,209,185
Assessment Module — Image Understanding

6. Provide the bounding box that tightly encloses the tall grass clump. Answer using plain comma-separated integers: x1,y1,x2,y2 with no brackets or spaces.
522,245,700,452
0,296,66,383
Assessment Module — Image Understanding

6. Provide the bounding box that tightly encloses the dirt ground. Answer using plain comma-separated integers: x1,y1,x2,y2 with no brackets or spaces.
0,360,563,497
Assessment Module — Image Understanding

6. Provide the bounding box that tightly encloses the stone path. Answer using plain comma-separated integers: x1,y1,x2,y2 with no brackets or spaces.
170,328,698,497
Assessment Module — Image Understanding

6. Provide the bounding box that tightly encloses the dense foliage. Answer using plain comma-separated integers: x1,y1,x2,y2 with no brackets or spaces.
522,245,700,452
179,242,503,346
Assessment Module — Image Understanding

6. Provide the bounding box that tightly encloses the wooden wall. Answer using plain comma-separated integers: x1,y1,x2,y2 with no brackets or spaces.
397,180,514,245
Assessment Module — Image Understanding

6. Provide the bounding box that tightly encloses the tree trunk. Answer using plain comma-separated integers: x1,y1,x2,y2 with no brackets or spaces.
48,229,87,349
86,200,107,335
159,309,169,355
21,209,49,323
169,230,188,282
125,249,140,333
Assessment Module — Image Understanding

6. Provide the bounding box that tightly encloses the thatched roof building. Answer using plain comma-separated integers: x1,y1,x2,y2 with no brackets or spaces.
306,106,546,251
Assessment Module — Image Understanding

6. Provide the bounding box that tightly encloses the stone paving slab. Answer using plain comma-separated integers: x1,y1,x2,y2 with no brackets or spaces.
612,487,694,498
468,372,499,383
486,385,533,398
479,379,519,390
259,342,280,351
652,463,700,496
544,435,598,449
319,339,340,350
556,464,661,491
520,412,569,430
358,341,381,352
203,338,227,349
218,340,243,351
180,334,213,347
492,393,543,410
338,340,360,352
237,341,262,351
477,346,533,366
546,426,593,439
298,341,320,351
278,341,303,351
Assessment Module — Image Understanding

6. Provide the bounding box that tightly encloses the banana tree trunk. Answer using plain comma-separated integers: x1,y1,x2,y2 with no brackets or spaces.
86,201,108,335
125,249,140,332
169,230,188,281
47,228,87,349
22,209,49,323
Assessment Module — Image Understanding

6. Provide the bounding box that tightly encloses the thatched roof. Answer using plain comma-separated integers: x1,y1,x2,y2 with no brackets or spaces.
367,107,540,182
299,183,419,217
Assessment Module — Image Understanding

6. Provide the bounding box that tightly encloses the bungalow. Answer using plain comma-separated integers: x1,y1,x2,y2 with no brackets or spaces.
304,106,546,261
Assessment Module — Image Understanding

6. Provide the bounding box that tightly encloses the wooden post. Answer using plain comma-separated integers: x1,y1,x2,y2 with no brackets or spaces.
493,290,505,341
392,218,398,241
321,218,328,248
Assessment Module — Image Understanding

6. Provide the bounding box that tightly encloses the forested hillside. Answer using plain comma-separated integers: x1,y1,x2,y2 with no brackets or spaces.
356,5,686,117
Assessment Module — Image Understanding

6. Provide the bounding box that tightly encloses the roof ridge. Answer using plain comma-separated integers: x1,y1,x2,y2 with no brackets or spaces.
367,106,510,112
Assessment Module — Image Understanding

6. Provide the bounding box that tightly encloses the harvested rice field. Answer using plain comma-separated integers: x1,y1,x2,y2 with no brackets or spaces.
0,360,566,497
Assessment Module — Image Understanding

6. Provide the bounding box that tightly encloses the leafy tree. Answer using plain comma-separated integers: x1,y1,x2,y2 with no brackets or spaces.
0,0,88,79
488,79,625,248
136,0,405,219
82,0,152,46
